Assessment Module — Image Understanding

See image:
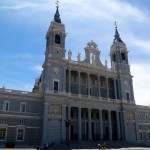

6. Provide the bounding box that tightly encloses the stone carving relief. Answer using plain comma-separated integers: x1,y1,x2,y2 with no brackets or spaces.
126,112,135,124
54,67,59,75
48,104,62,119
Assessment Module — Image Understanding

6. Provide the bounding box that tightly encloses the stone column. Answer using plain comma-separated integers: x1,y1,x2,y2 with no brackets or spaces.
42,103,49,144
98,75,101,97
68,106,71,140
62,105,66,141
114,78,117,99
116,111,121,140
68,69,71,93
123,111,127,140
108,110,112,140
131,80,135,101
106,77,109,98
99,109,103,140
78,107,82,140
87,73,90,96
63,67,66,93
88,108,92,140
135,112,139,141
78,71,81,96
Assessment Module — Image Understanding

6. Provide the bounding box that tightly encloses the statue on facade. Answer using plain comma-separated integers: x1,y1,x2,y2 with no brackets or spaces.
112,61,115,71
91,53,96,65
77,52,81,62
68,50,72,61
105,60,108,68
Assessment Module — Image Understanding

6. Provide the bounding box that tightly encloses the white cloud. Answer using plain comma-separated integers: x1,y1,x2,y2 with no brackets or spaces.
131,63,150,106
129,37,150,53
0,2,37,10
61,0,148,23
32,65,43,72
23,83,33,91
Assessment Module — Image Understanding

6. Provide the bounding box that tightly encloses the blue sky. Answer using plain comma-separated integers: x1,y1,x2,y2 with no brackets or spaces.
0,0,150,106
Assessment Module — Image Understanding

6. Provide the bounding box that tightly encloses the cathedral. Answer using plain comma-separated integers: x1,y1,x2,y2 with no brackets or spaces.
0,4,150,147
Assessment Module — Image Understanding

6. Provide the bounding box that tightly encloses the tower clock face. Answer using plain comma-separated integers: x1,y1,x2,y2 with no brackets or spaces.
55,35,60,44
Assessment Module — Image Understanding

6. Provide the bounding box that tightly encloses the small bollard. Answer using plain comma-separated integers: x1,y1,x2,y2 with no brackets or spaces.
103,142,106,149
98,144,101,150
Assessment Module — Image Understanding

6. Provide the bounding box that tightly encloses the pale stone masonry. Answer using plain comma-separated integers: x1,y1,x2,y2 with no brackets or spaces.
0,5,150,147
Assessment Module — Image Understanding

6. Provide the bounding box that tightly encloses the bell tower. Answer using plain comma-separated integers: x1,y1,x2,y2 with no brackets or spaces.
110,23,130,74
110,23,134,102
45,2,66,60
41,1,67,94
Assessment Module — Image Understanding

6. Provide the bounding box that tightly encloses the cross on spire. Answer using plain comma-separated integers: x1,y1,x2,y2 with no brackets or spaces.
56,0,59,7
114,21,117,29
113,21,123,43
54,0,61,23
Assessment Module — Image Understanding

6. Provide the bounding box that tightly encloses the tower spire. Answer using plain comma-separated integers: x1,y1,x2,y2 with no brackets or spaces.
54,0,61,23
113,21,123,43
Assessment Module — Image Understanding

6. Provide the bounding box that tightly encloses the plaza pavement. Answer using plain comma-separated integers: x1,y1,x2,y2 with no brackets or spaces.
0,148,150,150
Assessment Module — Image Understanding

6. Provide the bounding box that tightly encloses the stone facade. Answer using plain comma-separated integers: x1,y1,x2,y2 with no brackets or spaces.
0,5,150,147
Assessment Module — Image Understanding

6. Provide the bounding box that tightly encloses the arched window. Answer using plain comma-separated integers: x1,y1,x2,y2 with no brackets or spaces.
121,52,125,60
113,54,116,62
55,34,61,44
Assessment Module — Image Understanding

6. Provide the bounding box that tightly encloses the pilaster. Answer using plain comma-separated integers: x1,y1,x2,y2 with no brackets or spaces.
116,111,121,140
108,110,112,140
99,109,103,140
78,107,82,141
88,108,92,140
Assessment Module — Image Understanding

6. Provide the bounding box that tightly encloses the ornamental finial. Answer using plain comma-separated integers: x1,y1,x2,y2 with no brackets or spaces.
54,0,61,23
114,21,117,29
56,0,59,7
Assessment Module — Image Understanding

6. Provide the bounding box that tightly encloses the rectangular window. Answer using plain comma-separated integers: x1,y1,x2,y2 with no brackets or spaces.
148,133,150,140
91,112,93,119
54,80,59,93
105,113,108,120
81,112,83,118
3,101,10,111
0,118,7,124
96,113,99,119
20,102,26,113
71,110,73,118
0,128,7,140
17,128,25,141
126,92,129,100
139,132,143,140
19,119,24,124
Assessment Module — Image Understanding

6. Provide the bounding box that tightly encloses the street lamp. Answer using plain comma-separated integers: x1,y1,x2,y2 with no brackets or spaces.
65,116,71,149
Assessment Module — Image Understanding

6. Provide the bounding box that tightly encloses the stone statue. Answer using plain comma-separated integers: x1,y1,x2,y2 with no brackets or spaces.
68,50,72,61
77,53,81,62
112,61,115,71
105,60,108,68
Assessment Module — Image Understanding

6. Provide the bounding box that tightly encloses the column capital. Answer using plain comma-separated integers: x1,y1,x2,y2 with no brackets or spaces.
68,69,71,71
99,109,102,112
78,70,81,74
97,74,100,78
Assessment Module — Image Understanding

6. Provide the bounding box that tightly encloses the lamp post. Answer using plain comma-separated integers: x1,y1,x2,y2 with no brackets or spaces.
65,116,71,149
